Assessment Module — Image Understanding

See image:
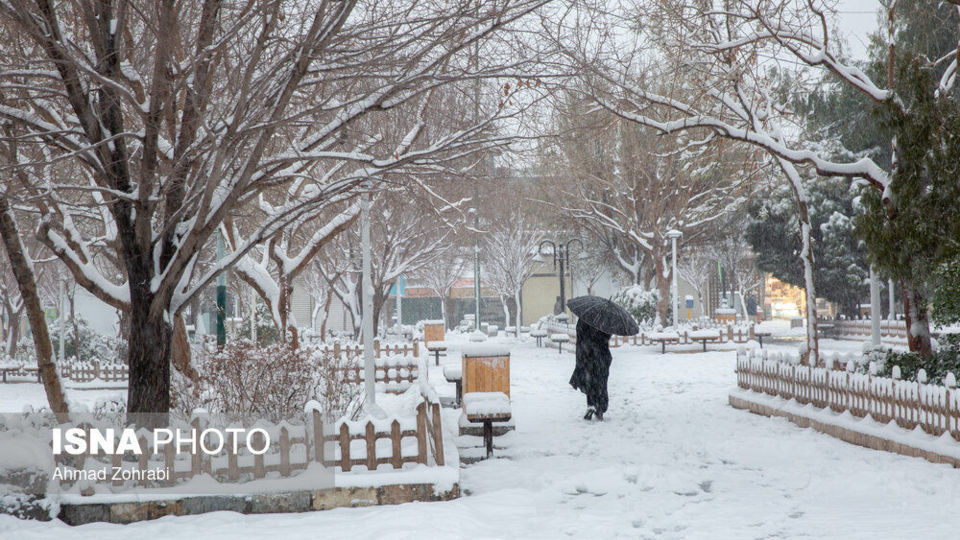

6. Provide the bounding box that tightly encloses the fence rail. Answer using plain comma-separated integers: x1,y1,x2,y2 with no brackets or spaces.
735,349,960,440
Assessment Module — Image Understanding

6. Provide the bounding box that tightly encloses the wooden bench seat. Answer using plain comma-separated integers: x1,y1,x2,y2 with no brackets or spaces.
463,391,512,458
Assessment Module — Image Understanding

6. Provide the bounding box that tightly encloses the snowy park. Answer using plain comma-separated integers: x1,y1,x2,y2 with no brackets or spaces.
7,333,960,539
3,0,960,538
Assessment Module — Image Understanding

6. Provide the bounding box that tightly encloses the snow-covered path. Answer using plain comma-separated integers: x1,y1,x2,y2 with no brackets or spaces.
6,339,960,539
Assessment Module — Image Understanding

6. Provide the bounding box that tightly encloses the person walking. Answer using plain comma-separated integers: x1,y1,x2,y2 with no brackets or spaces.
566,296,639,421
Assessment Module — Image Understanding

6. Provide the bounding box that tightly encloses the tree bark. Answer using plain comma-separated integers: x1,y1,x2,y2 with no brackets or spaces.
0,196,69,421
513,289,523,337
902,280,934,359
126,283,172,426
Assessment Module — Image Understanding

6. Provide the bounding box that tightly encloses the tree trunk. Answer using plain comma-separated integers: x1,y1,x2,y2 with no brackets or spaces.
798,211,820,366
902,280,933,359
4,305,21,357
126,287,172,426
69,290,80,362
0,196,69,421
514,289,523,335
501,296,511,329
170,315,198,382
440,294,448,329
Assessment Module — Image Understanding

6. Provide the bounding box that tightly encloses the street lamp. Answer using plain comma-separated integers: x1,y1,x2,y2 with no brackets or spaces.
538,238,583,314
666,229,683,329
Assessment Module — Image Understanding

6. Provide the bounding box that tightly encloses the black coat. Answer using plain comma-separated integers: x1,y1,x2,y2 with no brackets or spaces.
569,319,612,413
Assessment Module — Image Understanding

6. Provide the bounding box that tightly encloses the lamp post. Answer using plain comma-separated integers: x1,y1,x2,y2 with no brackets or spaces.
538,238,583,314
666,229,683,329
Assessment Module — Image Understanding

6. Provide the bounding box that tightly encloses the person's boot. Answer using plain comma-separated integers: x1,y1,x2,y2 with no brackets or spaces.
583,408,595,420
595,410,604,422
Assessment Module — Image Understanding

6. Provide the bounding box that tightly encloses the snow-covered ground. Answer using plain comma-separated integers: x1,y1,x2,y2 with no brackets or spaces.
5,335,960,539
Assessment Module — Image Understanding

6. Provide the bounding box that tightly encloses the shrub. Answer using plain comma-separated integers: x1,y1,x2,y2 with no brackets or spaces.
47,317,124,364
875,334,960,384
172,341,363,423
610,285,671,326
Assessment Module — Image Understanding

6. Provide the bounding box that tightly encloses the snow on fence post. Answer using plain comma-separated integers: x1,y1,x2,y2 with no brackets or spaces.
365,422,377,471
339,423,352,472
252,431,266,478
190,417,203,477
431,403,444,466
280,426,291,477
416,401,428,464
391,420,403,468
312,409,325,464
228,431,240,481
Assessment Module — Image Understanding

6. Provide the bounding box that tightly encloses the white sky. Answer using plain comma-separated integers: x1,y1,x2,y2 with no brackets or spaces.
835,0,882,60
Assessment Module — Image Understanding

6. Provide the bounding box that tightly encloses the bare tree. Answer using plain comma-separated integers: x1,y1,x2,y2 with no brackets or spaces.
549,0,903,363
483,210,542,331
413,245,468,329
0,0,548,420
545,89,753,321
677,249,713,319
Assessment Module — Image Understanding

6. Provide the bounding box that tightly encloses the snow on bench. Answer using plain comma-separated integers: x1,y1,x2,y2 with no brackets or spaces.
463,391,511,458
463,391,511,419
688,329,723,351
549,333,571,354
443,365,462,381
425,340,448,350
647,331,681,354
444,365,463,407
529,328,547,337
647,331,680,341
460,344,511,357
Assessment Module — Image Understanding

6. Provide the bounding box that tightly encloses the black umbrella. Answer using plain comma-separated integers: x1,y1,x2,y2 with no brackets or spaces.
566,295,639,336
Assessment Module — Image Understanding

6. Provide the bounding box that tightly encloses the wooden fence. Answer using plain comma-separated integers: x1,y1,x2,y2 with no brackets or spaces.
59,388,446,491
57,361,129,383
338,356,420,394
736,349,960,440
321,340,419,360
822,319,908,340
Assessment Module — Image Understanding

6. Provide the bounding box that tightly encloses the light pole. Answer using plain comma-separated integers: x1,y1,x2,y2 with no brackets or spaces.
666,229,683,329
361,194,376,408
538,238,583,314
216,230,226,350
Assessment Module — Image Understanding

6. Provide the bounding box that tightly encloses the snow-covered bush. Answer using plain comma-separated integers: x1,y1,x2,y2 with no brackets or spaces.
47,318,124,365
611,285,660,326
172,342,363,422
865,334,960,384
235,303,281,345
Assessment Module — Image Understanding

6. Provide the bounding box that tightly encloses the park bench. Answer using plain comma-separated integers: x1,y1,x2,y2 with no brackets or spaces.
443,364,463,407
647,332,681,354
530,328,548,347
753,329,772,347
463,391,511,458
549,333,570,353
0,365,39,383
688,329,723,352
425,340,448,366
